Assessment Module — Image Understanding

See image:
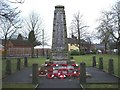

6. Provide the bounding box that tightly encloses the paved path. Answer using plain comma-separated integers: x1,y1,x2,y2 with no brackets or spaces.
86,67,119,83
2,67,119,89
37,76,82,89
3,68,32,83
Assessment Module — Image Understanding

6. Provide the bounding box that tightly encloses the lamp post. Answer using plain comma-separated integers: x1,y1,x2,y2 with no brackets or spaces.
42,29,44,57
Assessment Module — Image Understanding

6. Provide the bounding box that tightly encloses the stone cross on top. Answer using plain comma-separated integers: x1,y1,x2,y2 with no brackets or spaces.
50,5,70,62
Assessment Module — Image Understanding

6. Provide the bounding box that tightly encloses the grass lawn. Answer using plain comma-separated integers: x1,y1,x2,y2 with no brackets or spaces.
2,57,46,78
73,54,119,89
73,54,119,77
1,54,119,89
2,83,35,89
0,58,2,79
1,54,119,77
82,83,119,90
2,57,46,89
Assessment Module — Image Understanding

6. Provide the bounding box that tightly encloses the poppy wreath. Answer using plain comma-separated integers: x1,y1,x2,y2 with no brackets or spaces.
47,73,54,79
71,71,80,77
58,73,66,79
45,63,51,67
51,64,59,67
38,70,46,75
48,68,53,72
61,64,68,66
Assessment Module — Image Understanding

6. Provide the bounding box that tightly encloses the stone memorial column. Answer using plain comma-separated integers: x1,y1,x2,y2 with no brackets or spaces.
50,5,70,63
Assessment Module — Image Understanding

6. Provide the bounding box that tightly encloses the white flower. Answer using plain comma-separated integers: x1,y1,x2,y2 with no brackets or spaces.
76,64,78,66
52,75,54,77
45,64,47,66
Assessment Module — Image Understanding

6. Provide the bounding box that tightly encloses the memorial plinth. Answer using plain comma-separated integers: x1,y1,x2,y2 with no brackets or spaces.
50,5,70,63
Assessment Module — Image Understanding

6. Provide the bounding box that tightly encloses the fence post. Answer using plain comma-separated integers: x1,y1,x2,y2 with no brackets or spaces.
6,59,11,75
99,57,103,70
24,57,28,67
17,58,21,70
92,56,96,67
32,63,38,84
108,59,114,74
80,62,86,84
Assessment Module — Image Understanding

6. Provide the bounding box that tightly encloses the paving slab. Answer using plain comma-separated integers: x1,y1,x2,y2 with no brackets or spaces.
37,76,82,89
3,68,32,83
86,67,119,83
2,66,119,89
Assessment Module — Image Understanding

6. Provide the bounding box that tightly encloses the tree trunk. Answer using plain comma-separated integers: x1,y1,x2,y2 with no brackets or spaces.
4,36,7,59
104,42,107,54
77,20,81,55
31,46,34,58
118,41,120,55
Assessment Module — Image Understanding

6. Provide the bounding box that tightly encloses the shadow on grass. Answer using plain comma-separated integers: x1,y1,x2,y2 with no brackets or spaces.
82,83,119,90
2,83,35,90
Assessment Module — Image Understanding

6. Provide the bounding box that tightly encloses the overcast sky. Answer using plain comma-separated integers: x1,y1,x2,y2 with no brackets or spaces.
12,0,117,45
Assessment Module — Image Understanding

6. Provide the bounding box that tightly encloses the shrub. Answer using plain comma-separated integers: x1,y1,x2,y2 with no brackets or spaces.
70,50,79,55
91,50,97,54
80,50,85,55
70,56,74,59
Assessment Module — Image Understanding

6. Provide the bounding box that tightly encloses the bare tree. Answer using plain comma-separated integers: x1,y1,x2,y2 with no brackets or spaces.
110,1,120,53
96,11,113,53
96,1,120,54
70,12,88,54
0,0,21,27
0,0,22,58
24,12,43,57
25,12,43,41
84,33,95,52
9,0,25,3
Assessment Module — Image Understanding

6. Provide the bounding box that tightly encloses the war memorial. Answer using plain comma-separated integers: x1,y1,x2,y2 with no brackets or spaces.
2,5,119,89
41,5,80,80
50,5,70,63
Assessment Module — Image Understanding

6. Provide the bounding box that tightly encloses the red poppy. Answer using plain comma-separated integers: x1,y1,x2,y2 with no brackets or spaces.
72,63,77,67
66,73,71,77
58,74,66,79
61,64,68,66
51,64,58,66
71,71,80,77
53,73,58,77
47,73,54,79
69,68,74,70
48,68,53,72
78,67,80,71
45,63,51,67
62,68,68,71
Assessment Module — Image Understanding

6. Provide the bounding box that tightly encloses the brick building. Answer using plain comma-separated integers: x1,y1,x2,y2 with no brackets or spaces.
2,39,31,57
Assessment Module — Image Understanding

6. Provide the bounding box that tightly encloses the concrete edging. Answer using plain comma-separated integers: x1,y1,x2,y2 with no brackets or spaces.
80,84,85,90
35,84,39,89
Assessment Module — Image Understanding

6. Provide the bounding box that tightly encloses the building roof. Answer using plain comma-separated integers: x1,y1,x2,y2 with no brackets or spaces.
94,44,105,49
67,38,87,44
67,38,77,44
34,45,51,49
10,40,31,47
2,39,31,47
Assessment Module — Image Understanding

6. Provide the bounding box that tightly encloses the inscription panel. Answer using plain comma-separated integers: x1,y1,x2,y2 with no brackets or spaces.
52,52,68,60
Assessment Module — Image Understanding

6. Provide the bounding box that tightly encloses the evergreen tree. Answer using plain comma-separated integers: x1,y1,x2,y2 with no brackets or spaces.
28,30,36,58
